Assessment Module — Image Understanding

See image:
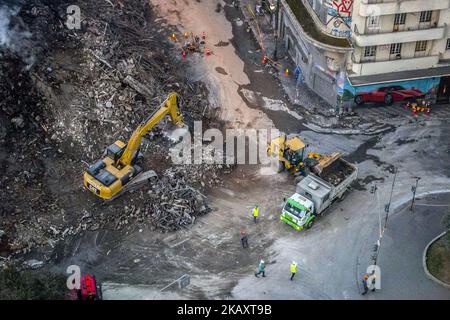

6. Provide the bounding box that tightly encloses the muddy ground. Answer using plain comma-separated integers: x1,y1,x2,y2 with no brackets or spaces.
0,0,231,278
2,0,450,300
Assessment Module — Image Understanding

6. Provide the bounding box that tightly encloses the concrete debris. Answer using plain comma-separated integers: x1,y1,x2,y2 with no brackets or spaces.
0,0,230,262
24,259,44,269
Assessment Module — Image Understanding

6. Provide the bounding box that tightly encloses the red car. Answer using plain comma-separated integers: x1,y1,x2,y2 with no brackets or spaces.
354,86,425,106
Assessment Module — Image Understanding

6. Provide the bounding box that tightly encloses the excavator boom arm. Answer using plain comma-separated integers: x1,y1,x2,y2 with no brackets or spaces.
119,92,184,166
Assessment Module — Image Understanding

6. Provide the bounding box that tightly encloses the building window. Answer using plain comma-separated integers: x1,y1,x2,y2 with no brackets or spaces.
367,15,380,29
415,41,427,52
419,11,432,22
362,46,377,62
446,39,450,50
390,43,402,55
364,46,377,57
394,13,406,25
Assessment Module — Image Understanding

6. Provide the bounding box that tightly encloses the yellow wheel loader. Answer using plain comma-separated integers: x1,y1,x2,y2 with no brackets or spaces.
267,135,308,174
83,92,184,200
267,134,342,179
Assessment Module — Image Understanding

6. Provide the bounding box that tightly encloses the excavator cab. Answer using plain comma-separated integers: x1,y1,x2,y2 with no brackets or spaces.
105,141,126,163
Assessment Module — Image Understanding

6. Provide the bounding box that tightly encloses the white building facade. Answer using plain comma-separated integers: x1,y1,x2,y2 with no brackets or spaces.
279,0,450,108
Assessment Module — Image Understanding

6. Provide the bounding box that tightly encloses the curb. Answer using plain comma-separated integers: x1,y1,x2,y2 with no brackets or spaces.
422,230,450,290
302,122,392,136
356,189,450,296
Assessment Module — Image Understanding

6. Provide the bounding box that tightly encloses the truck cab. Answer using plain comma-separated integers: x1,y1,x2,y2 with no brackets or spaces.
280,193,316,231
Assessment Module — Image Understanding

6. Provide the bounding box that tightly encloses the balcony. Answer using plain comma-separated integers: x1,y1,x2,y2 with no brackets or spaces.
283,0,351,50
354,26,445,47
359,0,450,16
351,55,440,76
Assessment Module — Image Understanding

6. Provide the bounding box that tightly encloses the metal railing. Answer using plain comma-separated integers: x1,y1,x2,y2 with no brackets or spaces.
353,52,436,64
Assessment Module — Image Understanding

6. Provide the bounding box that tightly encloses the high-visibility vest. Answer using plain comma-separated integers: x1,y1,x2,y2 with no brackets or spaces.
253,207,259,217
290,263,297,273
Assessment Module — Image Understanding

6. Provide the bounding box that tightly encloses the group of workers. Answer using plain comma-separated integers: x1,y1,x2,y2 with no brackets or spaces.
170,31,213,59
245,206,378,293
254,259,298,281
241,205,299,281
405,100,432,117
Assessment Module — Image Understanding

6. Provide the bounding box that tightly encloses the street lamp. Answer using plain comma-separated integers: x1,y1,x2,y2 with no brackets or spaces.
410,176,421,211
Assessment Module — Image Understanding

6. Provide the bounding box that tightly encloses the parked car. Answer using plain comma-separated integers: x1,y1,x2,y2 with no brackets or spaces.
354,86,425,106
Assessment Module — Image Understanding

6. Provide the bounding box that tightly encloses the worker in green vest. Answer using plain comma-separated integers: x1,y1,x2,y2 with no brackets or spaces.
290,261,298,280
252,205,259,223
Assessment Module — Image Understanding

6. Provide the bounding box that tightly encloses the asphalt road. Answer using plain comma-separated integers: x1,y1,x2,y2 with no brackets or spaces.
374,193,450,299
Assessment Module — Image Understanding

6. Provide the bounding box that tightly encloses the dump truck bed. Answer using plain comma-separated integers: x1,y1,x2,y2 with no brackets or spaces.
296,157,357,214
317,158,356,187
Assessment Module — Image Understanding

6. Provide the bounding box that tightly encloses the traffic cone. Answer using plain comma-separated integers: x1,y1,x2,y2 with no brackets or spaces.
171,33,177,41
285,68,289,76
184,32,189,38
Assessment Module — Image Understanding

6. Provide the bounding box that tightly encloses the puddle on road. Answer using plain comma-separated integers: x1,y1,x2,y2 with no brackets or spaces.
214,41,230,47
262,97,303,121
215,66,228,75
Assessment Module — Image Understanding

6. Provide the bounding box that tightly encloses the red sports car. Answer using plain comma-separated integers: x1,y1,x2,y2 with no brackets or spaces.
354,86,425,106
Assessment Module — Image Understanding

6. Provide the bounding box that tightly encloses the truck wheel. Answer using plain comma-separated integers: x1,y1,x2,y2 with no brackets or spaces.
277,161,285,173
338,191,348,202
305,218,315,229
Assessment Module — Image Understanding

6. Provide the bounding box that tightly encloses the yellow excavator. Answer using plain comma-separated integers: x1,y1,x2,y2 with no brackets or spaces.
267,134,341,177
83,92,184,200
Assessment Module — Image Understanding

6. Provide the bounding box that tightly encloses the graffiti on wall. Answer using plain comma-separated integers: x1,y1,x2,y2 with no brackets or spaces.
326,0,353,38
333,0,353,14
341,77,441,106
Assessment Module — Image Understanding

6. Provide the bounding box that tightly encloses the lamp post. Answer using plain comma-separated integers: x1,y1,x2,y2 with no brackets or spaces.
273,0,280,61
410,176,421,211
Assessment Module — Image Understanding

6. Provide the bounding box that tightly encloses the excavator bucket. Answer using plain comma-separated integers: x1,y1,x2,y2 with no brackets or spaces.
313,152,341,176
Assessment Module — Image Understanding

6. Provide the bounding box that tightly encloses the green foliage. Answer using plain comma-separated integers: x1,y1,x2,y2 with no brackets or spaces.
0,266,67,300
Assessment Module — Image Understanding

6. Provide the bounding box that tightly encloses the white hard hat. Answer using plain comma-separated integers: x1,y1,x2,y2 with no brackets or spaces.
292,261,297,265
260,260,264,264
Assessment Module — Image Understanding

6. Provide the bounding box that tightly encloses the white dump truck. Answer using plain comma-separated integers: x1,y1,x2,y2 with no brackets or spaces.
280,156,358,231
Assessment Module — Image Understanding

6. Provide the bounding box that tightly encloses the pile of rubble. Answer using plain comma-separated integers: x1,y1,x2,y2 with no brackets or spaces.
0,0,230,263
